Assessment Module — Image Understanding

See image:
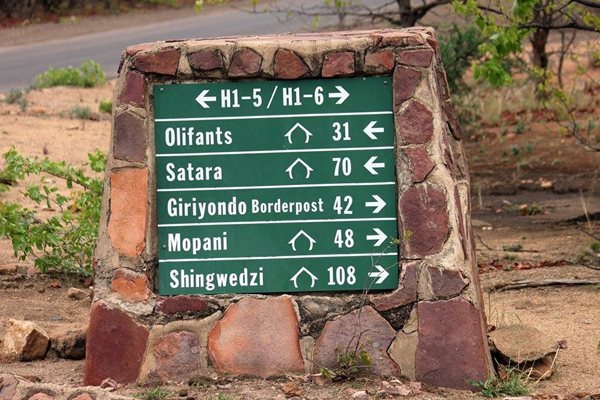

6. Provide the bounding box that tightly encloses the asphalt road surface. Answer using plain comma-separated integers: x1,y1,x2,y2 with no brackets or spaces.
0,6,311,92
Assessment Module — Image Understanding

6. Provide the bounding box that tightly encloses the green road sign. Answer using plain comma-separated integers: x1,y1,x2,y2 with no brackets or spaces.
154,77,399,294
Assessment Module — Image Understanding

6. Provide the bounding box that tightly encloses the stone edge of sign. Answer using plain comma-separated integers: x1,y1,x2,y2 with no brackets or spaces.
86,27,494,390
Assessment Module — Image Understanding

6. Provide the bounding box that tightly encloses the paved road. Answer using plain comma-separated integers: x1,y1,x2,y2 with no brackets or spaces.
0,6,309,92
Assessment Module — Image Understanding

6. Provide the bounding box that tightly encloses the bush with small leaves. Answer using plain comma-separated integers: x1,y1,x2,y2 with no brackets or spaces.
31,60,106,89
0,149,106,276
69,106,93,120
99,100,112,114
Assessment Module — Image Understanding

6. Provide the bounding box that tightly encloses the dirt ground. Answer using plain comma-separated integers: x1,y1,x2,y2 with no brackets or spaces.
1,9,600,400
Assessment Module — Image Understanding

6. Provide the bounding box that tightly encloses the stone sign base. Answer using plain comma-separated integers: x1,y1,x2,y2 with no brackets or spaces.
85,28,493,390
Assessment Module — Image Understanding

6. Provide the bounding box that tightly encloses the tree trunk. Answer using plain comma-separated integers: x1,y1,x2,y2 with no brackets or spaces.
395,0,420,27
530,28,550,71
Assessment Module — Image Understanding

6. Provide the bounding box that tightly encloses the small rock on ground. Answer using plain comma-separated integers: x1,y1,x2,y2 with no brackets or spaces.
67,288,88,300
2,320,49,361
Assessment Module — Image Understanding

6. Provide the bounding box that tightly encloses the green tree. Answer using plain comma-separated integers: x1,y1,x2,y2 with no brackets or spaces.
455,0,600,87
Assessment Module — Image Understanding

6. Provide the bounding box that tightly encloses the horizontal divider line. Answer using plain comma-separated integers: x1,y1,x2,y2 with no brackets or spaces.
159,217,397,227
157,181,396,192
159,252,398,263
155,111,394,122
156,146,394,157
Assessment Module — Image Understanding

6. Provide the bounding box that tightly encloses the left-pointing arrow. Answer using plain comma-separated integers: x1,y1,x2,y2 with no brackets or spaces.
286,158,314,179
364,156,385,175
363,121,384,140
195,90,217,108
368,265,390,284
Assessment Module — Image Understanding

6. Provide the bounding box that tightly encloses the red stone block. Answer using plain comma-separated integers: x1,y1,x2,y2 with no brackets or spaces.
149,331,200,382
156,296,208,314
188,49,224,72
405,146,434,183
134,48,180,76
113,111,146,163
427,266,468,298
400,185,449,258
436,68,450,100
126,42,154,56
107,168,148,258
397,49,433,68
83,301,149,385
313,306,400,376
416,298,491,390
228,48,262,78
397,100,434,145
322,51,355,77
370,261,418,311
118,71,146,107
381,34,426,47
208,296,304,377
111,268,151,302
426,36,441,62
393,67,421,106
274,49,310,79
365,50,395,72
0,374,18,400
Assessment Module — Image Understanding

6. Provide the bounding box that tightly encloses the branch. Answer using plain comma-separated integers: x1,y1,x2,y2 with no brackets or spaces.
520,21,600,32
476,4,505,15
571,0,600,8
490,279,600,292
551,92,600,152
410,0,452,14
579,228,600,241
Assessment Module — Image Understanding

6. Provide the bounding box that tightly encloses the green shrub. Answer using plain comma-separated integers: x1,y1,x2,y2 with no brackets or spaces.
4,88,28,111
502,244,523,252
320,342,372,381
0,149,106,276
136,387,169,400
69,106,92,120
5,88,24,104
99,100,113,114
591,49,600,69
470,368,529,398
31,60,106,89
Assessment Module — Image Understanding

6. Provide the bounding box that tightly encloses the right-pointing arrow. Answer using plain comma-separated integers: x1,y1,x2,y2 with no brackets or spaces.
363,121,384,140
364,156,385,175
328,86,350,105
366,228,387,247
365,195,386,214
368,265,389,284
